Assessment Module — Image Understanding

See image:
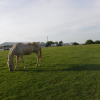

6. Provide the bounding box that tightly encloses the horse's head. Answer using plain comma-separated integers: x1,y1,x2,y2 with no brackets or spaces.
7,61,14,71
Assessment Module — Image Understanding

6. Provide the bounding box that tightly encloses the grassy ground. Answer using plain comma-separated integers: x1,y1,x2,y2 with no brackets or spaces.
0,44,100,100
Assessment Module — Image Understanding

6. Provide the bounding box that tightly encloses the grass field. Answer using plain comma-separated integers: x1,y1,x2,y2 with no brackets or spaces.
1,44,100,100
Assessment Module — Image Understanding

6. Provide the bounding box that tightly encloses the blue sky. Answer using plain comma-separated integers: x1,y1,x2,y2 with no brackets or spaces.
0,0,100,44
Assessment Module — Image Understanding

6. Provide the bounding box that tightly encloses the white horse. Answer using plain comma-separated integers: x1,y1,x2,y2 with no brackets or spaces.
7,42,42,71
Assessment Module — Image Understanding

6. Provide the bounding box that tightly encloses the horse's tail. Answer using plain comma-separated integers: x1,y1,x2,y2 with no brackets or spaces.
39,47,42,65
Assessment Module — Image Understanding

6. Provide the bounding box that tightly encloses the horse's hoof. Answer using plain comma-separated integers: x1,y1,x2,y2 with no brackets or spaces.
9,69,13,71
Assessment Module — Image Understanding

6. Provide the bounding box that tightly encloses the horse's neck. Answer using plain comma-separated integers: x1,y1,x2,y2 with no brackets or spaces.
8,53,14,62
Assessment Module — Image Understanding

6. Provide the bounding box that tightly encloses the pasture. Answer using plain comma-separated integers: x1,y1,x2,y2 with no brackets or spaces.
0,45,100,100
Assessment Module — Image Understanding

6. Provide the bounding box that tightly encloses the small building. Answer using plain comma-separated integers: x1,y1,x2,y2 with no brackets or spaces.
0,42,16,50
66,43,70,46
51,43,58,47
62,43,67,46
70,42,73,45
59,43,70,46
39,42,46,47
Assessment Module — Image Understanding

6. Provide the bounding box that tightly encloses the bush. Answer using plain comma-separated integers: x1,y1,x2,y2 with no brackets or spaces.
95,40,100,44
73,42,79,45
46,41,54,47
59,41,63,44
85,39,94,44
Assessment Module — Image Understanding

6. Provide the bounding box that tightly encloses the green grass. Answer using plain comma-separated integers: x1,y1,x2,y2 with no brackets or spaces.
1,44,100,100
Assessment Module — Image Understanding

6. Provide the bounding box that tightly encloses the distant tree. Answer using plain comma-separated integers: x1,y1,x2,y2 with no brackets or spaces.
46,41,54,47
59,41,63,44
95,40,100,44
58,41,63,46
55,42,58,44
37,42,40,44
85,39,94,44
73,42,79,45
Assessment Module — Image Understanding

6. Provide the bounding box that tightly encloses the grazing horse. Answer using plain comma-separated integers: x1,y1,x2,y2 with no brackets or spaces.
7,42,42,71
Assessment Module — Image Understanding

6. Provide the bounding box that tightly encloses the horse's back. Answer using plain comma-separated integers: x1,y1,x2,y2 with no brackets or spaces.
10,42,41,55
11,43,34,55
30,42,41,51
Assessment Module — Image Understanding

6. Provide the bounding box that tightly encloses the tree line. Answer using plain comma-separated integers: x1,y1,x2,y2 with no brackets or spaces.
46,39,100,47
46,41,63,47
73,40,100,45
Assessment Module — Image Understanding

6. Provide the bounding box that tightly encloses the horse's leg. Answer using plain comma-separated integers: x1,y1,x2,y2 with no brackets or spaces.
15,56,19,69
20,55,26,69
35,52,39,67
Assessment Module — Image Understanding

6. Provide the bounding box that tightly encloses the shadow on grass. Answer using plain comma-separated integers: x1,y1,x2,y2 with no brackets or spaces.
15,64,100,72
60,64,100,71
